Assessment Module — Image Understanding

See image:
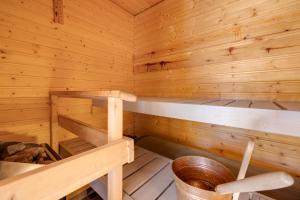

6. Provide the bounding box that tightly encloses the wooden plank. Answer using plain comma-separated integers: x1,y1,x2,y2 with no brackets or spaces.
90,176,134,200
183,99,219,104
65,185,90,200
60,138,142,158
205,99,235,106
123,152,157,179
68,142,96,155
58,114,107,147
131,164,173,200
123,194,134,200
0,161,43,180
227,100,251,108
0,138,133,200
50,91,137,102
125,99,300,137
251,193,276,200
123,157,170,195
138,97,218,105
134,146,149,158
157,182,177,200
0,131,36,143
276,101,300,111
59,138,92,155
90,176,108,200
53,0,64,24
251,101,281,110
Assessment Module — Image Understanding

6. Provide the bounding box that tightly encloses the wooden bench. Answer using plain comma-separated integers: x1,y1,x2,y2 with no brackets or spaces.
60,138,273,200
60,138,175,200
0,90,135,200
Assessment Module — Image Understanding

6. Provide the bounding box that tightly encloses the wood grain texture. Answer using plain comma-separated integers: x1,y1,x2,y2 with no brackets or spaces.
134,114,300,177
126,98,300,137
110,0,164,15
0,0,134,143
133,0,300,178
134,0,300,101
58,114,108,146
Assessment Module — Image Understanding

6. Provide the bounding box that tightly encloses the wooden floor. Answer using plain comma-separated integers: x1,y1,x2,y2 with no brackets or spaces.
60,138,273,200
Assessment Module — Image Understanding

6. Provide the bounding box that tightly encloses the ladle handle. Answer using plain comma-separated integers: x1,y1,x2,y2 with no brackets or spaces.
215,172,294,194
232,140,255,200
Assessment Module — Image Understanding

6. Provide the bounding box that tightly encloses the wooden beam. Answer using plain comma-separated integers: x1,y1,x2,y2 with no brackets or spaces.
107,97,124,200
50,90,137,102
58,115,107,147
53,0,64,24
0,138,134,200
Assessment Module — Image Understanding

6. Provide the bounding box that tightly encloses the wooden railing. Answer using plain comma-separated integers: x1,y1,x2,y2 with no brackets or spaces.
0,90,136,200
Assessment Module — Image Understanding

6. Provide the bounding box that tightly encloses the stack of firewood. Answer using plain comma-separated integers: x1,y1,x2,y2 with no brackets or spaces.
0,142,54,164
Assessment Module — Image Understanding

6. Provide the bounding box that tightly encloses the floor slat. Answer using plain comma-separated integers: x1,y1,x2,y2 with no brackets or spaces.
134,146,148,158
157,182,177,200
123,152,157,179
123,157,170,195
131,164,173,200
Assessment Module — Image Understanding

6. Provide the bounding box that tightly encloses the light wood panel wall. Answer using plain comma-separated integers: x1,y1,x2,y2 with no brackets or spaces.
0,0,134,143
133,0,300,176
110,0,163,15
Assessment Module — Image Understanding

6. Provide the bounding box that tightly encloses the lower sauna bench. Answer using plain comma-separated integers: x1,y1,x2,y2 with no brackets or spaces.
59,138,274,200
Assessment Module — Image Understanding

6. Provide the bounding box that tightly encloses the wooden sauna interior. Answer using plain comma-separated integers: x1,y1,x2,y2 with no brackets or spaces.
0,0,300,199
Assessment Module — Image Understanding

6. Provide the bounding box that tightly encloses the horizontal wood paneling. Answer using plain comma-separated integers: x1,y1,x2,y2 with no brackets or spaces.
134,114,300,177
0,0,134,143
133,0,300,177
134,0,300,100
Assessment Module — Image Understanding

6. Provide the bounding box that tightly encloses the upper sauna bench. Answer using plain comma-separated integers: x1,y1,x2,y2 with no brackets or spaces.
124,98,300,138
50,91,300,138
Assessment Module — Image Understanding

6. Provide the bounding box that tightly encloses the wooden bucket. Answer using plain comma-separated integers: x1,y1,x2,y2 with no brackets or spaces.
172,156,235,200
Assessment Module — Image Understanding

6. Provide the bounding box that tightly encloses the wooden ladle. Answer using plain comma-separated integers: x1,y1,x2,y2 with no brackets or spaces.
215,141,294,197
215,171,294,194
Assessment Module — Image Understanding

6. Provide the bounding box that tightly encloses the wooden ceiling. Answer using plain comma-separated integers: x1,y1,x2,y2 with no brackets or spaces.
110,0,164,15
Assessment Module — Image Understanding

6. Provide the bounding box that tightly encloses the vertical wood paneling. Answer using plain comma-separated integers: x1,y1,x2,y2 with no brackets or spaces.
0,0,134,143
133,0,300,176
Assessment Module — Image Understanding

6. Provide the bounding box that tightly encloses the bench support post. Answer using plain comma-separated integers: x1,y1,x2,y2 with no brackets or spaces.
108,97,123,200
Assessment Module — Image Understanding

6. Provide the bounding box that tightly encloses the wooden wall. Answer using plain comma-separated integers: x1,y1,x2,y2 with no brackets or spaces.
133,0,300,177
0,0,134,143
1,0,300,178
